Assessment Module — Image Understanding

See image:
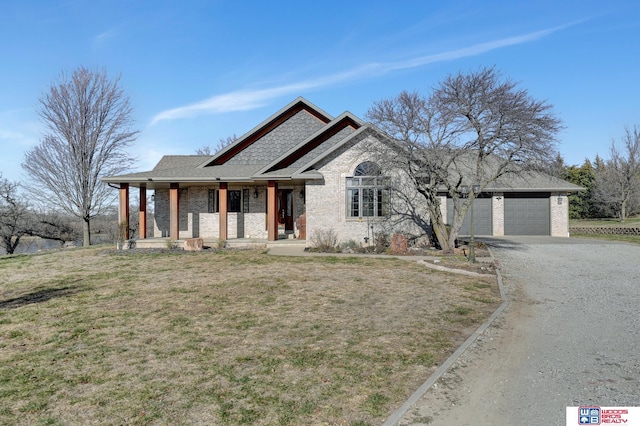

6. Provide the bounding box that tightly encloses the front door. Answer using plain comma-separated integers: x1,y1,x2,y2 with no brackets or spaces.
277,189,294,232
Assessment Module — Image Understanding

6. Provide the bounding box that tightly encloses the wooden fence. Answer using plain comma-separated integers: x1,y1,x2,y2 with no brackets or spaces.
569,227,640,235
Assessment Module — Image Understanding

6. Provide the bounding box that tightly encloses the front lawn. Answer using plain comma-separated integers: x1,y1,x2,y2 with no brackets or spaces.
0,247,500,425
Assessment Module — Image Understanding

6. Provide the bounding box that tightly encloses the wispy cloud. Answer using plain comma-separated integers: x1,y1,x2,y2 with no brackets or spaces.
150,25,569,125
91,28,117,49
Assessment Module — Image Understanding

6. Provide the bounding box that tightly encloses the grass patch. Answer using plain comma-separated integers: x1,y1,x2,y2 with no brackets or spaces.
570,217,640,226
570,217,640,245
0,247,500,425
571,233,640,245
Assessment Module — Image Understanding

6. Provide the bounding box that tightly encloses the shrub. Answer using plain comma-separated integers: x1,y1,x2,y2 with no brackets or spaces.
374,233,389,254
309,228,340,252
341,239,363,253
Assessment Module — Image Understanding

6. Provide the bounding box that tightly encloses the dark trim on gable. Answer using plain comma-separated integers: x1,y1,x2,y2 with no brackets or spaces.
266,116,361,171
209,100,331,166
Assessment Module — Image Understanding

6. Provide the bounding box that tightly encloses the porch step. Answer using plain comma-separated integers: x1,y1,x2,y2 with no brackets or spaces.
222,239,268,250
266,240,307,249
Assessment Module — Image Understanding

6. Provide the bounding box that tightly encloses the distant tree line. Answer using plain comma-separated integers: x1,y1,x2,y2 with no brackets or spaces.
0,175,149,255
558,127,640,221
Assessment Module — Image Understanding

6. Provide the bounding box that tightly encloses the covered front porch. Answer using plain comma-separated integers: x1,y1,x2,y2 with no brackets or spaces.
116,180,307,246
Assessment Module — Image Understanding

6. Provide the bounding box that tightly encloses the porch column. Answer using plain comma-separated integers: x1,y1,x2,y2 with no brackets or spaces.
170,183,179,240
118,183,129,240
267,180,278,241
139,185,147,239
219,182,228,240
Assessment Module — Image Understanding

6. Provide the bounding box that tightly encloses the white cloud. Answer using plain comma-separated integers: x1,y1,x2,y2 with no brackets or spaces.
150,25,570,125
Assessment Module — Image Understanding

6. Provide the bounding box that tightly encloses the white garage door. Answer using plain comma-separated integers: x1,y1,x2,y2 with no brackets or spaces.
504,196,550,235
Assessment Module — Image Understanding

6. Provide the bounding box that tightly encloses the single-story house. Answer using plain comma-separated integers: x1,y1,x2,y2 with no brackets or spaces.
103,97,582,247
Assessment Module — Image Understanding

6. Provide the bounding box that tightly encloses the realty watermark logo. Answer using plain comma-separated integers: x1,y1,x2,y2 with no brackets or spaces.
568,406,640,425
578,407,600,425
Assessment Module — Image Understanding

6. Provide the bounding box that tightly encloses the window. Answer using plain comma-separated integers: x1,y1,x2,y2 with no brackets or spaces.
228,190,241,213
242,189,250,213
209,188,247,213
346,162,390,218
208,189,218,213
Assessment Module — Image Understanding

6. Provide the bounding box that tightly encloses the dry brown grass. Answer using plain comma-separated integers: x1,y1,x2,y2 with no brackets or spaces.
0,247,500,425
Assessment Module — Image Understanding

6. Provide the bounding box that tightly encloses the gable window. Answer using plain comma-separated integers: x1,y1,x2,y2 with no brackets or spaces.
346,162,390,218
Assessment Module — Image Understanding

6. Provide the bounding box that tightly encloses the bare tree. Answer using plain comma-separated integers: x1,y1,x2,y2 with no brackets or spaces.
0,175,33,254
195,145,213,155
196,134,238,155
592,127,640,221
22,67,139,246
367,67,562,252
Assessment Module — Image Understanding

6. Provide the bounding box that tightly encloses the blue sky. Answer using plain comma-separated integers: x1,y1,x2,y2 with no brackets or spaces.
1,0,639,183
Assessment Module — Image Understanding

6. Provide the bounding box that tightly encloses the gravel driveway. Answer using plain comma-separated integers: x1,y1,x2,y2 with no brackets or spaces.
395,237,640,425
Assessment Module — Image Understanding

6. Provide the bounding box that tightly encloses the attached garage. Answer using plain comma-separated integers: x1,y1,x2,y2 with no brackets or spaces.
442,173,582,238
504,193,550,235
447,197,492,236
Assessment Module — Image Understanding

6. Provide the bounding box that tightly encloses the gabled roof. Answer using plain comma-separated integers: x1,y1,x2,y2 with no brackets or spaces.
437,152,585,192
290,125,392,179
102,97,583,193
199,97,333,167
256,111,363,176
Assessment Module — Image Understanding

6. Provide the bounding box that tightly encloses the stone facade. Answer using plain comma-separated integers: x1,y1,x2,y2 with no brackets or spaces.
153,189,170,237
492,193,505,236
154,184,306,240
306,134,424,245
550,193,569,237
154,178,571,243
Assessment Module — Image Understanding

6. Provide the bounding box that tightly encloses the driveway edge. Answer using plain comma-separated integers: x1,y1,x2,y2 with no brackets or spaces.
382,246,509,425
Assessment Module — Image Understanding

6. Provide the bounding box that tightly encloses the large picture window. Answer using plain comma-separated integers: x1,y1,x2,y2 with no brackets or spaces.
346,162,390,218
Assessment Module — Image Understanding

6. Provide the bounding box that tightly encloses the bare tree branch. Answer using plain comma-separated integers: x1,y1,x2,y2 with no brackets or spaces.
196,134,238,155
